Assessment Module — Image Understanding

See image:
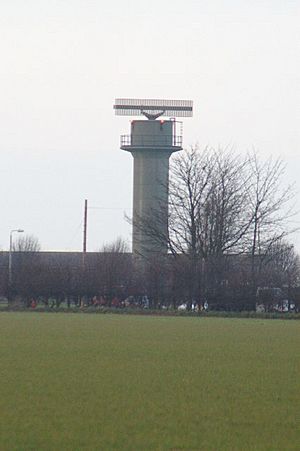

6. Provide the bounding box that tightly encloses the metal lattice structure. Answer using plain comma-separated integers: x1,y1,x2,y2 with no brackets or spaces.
114,98,193,119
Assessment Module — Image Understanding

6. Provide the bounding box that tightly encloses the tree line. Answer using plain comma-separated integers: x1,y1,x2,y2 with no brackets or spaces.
1,146,299,310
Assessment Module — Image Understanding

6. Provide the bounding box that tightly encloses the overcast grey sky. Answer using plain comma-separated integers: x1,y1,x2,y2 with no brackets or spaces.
1,0,299,251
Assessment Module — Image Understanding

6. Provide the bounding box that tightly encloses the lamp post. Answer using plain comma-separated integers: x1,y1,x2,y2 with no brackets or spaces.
8,229,24,298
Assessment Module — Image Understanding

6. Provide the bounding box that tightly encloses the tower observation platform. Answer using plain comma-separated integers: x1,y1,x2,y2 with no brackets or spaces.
114,98,193,258
120,119,182,151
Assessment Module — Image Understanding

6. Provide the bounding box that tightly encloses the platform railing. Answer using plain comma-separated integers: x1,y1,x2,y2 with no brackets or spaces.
120,134,183,148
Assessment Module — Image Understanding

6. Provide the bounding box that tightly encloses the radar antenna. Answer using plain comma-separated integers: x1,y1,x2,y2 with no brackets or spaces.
114,98,193,120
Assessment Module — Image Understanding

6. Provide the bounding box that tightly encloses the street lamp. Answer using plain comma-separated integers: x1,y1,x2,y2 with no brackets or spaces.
8,229,24,296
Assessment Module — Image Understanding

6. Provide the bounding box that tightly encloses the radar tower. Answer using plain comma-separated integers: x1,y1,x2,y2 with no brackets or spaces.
114,98,193,257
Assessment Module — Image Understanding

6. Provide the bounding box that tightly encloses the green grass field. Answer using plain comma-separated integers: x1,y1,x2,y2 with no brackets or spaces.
0,313,299,450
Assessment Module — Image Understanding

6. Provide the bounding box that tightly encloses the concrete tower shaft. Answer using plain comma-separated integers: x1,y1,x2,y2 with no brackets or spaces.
121,120,182,257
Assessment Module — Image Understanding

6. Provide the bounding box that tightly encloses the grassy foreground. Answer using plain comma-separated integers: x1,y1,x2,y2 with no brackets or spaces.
0,314,299,450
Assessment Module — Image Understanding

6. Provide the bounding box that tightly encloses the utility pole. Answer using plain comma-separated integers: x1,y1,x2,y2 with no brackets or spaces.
83,199,88,254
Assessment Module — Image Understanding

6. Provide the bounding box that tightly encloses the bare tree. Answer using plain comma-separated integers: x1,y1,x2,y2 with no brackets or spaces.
12,234,41,252
166,147,254,303
259,241,300,292
10,235,41,304
245,152,297,291
101,236,129,253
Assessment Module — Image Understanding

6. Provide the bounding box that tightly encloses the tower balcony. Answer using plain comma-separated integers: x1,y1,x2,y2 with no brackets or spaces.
120,134,183,150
